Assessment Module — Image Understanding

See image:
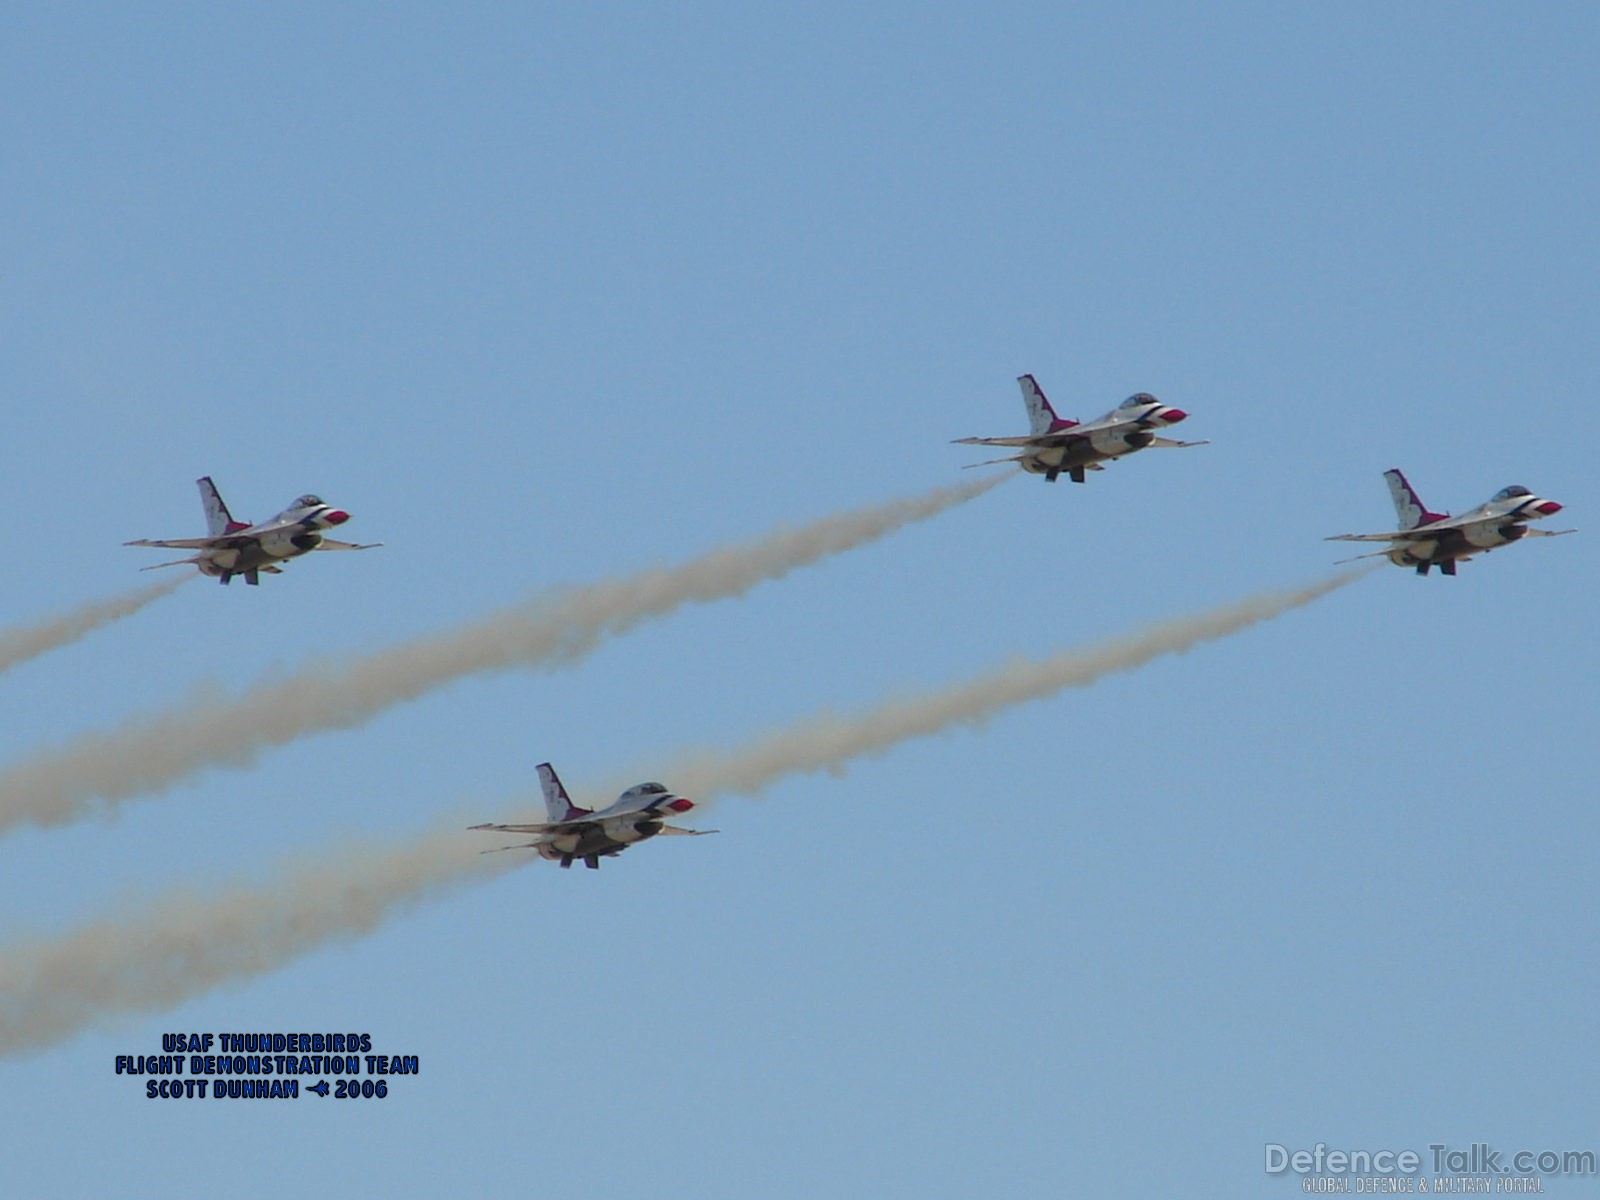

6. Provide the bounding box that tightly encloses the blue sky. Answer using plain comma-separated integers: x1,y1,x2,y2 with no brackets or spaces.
2,3,1595,1195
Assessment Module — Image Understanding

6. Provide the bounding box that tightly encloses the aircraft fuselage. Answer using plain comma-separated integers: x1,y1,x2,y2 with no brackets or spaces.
1386,523,1526,574
536,818,666,869
198,531,325,576
1019,429,1157,480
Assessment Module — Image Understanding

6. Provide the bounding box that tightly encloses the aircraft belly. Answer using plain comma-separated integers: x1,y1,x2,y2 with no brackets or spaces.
1463,522,1523,550
221,544,279,571
1023,443,1103,474
550,828,644,858
1389,533,1477,568
1064,441,1117,468
255,531,323,561
1425,532,1477,562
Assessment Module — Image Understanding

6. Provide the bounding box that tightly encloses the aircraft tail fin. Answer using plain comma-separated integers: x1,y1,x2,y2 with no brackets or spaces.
1384,469,1446,529
198,477,249,536
537,762,590,821
1018,374,1074,436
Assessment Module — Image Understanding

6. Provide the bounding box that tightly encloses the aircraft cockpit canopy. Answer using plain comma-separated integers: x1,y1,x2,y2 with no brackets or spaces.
1119,392,1158,409
622,782,669,799
293,494,325,509
1492,486,1532,501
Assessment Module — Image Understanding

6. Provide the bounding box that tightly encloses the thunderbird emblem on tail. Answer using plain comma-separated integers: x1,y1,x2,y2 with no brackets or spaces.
954,374,1206,483
126,476,380,585
470,763,716,869
1326,469,1574,576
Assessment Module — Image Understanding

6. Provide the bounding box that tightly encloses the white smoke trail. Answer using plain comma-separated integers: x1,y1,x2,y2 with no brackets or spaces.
657,569,1367,802
0,571,1362,1056
0,578,186,675
0,477,1002,834
0,830,507,1058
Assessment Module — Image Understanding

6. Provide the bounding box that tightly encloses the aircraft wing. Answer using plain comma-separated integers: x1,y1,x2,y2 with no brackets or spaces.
469,818,591,835
232,513,311,537
1326,531,1421,543
125,536,248,550
653,824,719,836
1325,511,1498,541
1148,436,1209,448
469,813,713,836
1045,413,1135,438
315,539,383,551
952,435,1048,448
1326,519,1578,543
469,817,590,855
1326,513,1502,542
1338,505,1564,541
1390,513,1486,535
953,425,1096,448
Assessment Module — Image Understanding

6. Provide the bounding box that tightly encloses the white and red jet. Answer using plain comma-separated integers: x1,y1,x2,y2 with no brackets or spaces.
955,374,1206,483
127,476,379,585
1327,469,1574,576
471,762,716,870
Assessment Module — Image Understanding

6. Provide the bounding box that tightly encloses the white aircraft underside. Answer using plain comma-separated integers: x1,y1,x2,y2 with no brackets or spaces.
471,762,716,869
1327,470,1573,576
955,374,1206,482
127,476,379,585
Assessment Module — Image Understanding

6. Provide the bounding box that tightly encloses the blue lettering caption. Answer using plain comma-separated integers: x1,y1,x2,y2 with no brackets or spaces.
115,1032,419,1101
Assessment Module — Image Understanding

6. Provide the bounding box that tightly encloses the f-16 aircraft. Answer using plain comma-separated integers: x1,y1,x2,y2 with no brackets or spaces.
1327,469,1573,576
470,762,715,869
954,374,1206,482
127,476,379,585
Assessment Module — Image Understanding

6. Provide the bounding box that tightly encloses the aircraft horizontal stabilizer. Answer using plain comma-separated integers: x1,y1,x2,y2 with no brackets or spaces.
478,836,561,854
961,454,1029,469
1332,548,1398,566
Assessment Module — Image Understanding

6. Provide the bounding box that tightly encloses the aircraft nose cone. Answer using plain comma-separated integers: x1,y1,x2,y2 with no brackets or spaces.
668,797,694,813
323,509,350,525
1161,408,1188,424
1534,500,1563,516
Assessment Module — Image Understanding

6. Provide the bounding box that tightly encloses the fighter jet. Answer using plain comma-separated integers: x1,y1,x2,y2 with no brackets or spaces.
954,373,1206,482
127,476,379,585
1327,469,1574,576
470,762,715,869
